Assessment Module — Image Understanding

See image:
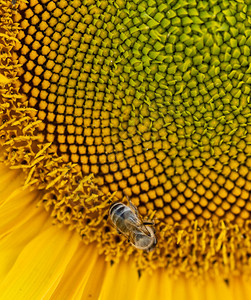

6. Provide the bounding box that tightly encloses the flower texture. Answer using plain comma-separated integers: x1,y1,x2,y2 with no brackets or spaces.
0,0,251,298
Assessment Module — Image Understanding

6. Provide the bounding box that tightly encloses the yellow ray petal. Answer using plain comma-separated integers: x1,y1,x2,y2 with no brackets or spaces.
172,277,188,300
80,255,107,300
0,226,79,300
186,279,204,300
99,259,139,300
0,207,48,282
0,167,24,206
242,277,251,300
50,243,106,300
158,269,173,299
0,186,41,238
216,279,234,300
231,277,246,300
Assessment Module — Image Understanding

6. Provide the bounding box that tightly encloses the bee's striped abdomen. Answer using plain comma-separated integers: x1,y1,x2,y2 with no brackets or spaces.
109,203,136,234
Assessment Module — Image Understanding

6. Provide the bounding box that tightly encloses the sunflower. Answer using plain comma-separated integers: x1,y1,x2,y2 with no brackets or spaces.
0,0,251,298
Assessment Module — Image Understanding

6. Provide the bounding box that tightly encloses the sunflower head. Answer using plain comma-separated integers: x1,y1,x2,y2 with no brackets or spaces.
1,0,251,278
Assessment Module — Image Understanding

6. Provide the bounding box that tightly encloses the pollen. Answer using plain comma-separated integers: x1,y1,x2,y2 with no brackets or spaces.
1,0,251,278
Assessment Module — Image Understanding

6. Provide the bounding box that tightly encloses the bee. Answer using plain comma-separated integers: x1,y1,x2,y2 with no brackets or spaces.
109,201,157,251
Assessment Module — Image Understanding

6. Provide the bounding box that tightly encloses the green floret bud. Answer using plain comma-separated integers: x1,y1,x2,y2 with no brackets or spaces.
172,17,181,26
193,55,203,65
154,12,165,22
182,16,193,26
226,16,237,26
167,10,176,19
232,48,241,58
188,8,199,16
160,18,171,28
229,38,238,48
168,65,177,74
211,44,220,55
147,19,159,28
191,16,203,24
177,7,188,17
204,34,214,47
174,54,183,62
154,41,164,51
185,46,196,57
230,27,238,37
223,31,231,41
242,45,250,56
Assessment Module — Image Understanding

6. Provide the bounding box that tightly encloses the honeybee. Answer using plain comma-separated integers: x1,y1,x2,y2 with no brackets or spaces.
109,201,157,251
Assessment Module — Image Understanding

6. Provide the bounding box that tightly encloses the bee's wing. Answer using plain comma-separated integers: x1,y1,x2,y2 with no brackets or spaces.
126,198,152,234
140,224,152,236
124,218,151,236
128,199,140,217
